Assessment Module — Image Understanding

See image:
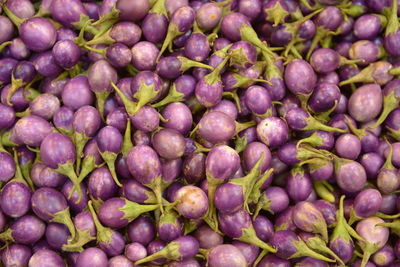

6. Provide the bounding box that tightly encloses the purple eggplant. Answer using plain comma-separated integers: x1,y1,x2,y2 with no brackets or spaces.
76,247,107,267
135,236,199,265
356,217,390,267
269,230,335,262
87,200,125,256
207,244,247,267
40,132,82,202
0,215,45,245
218,209,276,253
28,249,65,267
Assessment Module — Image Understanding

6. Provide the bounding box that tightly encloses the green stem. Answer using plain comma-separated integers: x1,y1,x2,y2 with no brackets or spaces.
291,239,335,262
119,199,159,222
368,91,399,129
121,119,133,156
148,176,165,214
0,41,12,52
203,174,224,234
157,23,180,62
385,0,398,36
62,229,95,252
73,132,91,174
239,225,277,253
84,29,115,46
6,78,25,106
51,208,76,240
100,151,122,187
150,0,167,15
152,84,185,108
2,4,24,27
56,161,82,204
339,64,375,86
235,120,256,134
95,91,110,121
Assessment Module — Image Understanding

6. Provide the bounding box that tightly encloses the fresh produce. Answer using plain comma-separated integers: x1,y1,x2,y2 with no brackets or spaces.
0,0,400,266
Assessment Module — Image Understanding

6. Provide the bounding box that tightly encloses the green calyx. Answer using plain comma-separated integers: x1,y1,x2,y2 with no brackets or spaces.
121,119,133,156
235,120,256,135
193,141,211,153
50,207,76,241
229,47,252,70
56,161,82,204
222,91,241,113
253,191,272,219
381,139,395,171
1,131,18,147
385,0,399,36
147,176,170,214
75,155,97,191
203,174,225,234
62,228,96,252
0,228,15,244
249,169,273,205
358,242,381,267
264,1,289,26
230,154,265,213
159,210,180,228
281,9,323,57
377,220,400,236
114,80,159,117
204,56,230,86
73,132,91,175
100,151,122,187
72,14,100,37
331,196,365,245
135,241,182,265
296,144,331,163
303,235,345,265
211,0,233,35
87,200,114,245
83,45,106,57
345,116,368,140
240,24,274,59
150,0,167,16
238,224,277,253
296,132,327,149
369,89,400,129
339,56,364,67
347,206,362,226
229,73,271,90
234,135,248,153
6,77,25,106
157,23,182,62
8,149,32,189
184,218,201,235
95,91,110,121
339,62,391,86
306,27,335,60
341,3,367,18
290,238,335,262
178,56,214,73
304,113,346,133
119,198,159,223
152,84,185,108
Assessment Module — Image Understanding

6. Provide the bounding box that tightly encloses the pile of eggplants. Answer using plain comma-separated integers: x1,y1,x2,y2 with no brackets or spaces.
1,0,400,266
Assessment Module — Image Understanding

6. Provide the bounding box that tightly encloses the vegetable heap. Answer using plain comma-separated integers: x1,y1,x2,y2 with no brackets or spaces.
1,0,400,266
